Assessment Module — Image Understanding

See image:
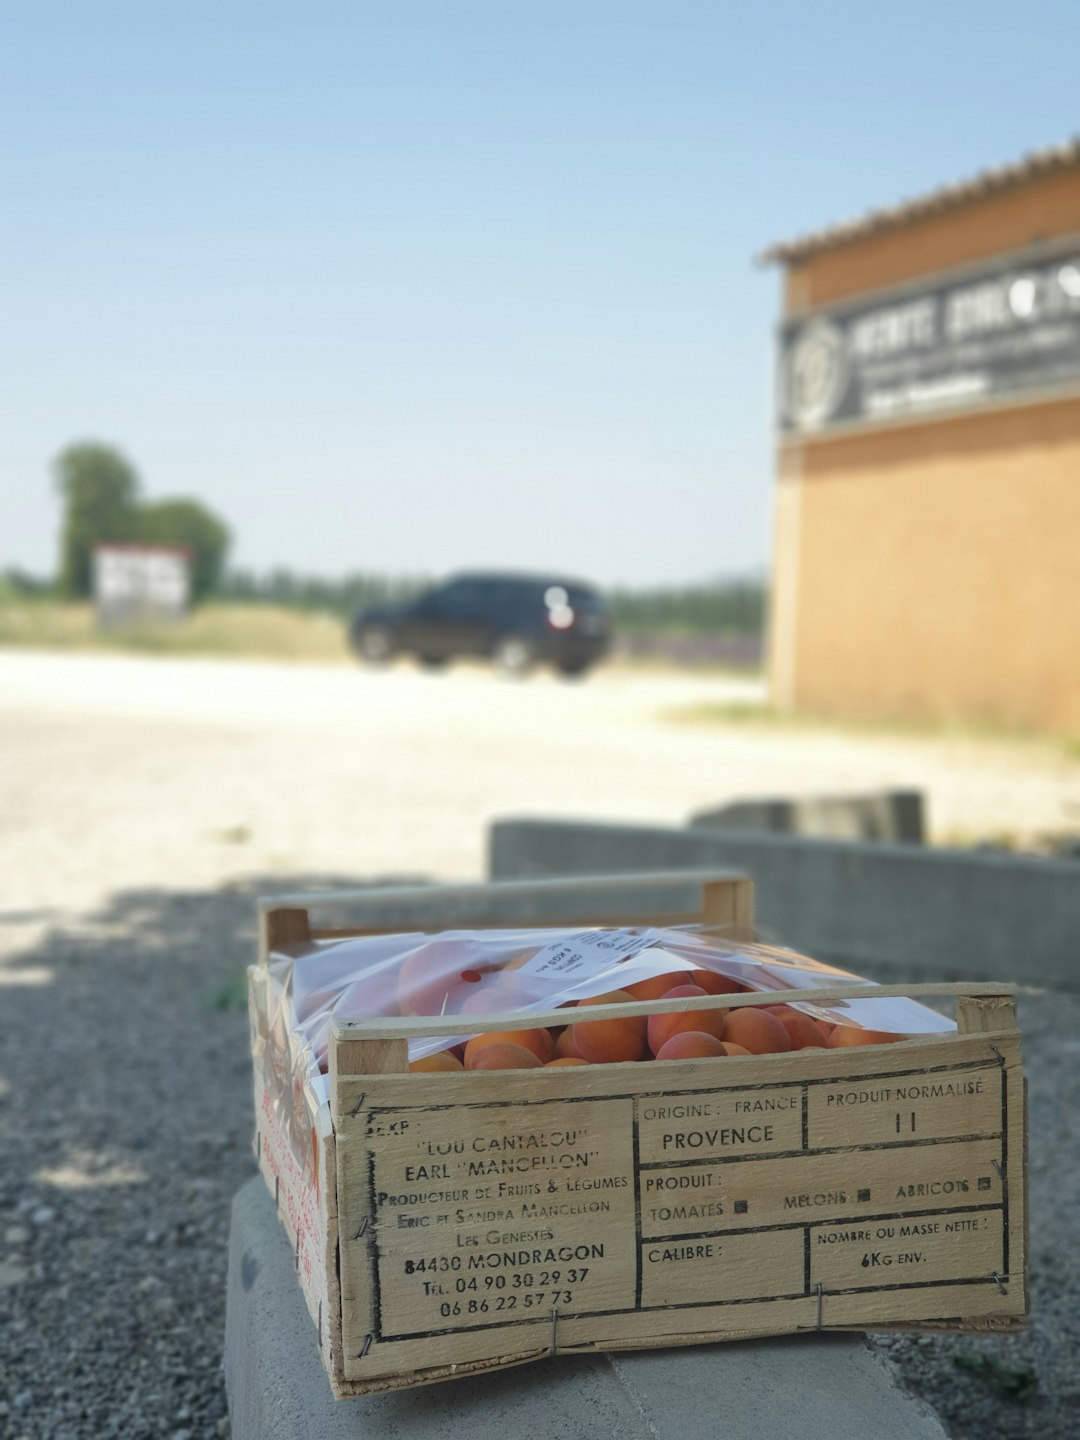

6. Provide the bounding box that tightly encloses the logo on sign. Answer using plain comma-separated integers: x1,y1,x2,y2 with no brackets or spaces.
783,319,849,430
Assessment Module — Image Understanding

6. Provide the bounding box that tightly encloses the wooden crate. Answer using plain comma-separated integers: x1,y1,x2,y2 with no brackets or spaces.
250,869,754,1395
251,873,1027,1398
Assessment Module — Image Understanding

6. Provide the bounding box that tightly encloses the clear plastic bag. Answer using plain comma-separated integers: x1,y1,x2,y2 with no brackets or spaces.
264,924,954,1109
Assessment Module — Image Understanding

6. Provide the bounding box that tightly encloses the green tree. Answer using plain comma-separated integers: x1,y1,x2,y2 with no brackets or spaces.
53,442,140,597
135,498,231,601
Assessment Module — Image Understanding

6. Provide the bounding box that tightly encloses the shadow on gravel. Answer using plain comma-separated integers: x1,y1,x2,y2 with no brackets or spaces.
0,873,401,1440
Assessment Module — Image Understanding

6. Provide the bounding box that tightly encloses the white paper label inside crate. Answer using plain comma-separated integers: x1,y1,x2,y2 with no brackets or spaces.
517,929,677,982
520,934,953,1034
811,994,954,1034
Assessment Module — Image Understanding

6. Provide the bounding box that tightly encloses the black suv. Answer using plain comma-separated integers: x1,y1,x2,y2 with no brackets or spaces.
349,572,612,676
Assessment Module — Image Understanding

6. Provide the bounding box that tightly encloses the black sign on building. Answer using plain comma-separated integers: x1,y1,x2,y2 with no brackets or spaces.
778,243,1080,436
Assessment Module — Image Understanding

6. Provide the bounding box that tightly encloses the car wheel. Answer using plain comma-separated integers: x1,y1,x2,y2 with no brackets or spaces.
492,634,535,677
557,659,592,679
355,623,395,663
418,653,448,670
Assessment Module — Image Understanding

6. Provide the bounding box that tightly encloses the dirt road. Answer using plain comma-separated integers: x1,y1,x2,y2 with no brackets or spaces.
2,650,1078,924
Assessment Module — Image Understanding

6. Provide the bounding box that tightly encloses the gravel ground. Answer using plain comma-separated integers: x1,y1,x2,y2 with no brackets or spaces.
1,651,1078,1438
0,883,256,1440
866,978,1080,1439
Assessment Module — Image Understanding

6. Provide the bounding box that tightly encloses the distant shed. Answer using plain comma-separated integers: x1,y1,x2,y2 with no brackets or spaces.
761,140,1080,734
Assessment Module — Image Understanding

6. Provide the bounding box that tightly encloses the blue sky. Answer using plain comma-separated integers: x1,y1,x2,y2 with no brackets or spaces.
3,2,1078,586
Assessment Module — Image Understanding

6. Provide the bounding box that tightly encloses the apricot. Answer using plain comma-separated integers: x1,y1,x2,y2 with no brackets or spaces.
625,972,684,1001
545,1056,590,1066
554,1026,583,1060
470,954,546,1009
646,985,726,1055
826,1025,903,1048
466,1042,544,1071
571,990,646,1064
396,943,473,1015
454,981,513,1015
654,1031,728,1061
463,1029,554,1067
777,1012,829,1049
408,1051,464,1073
720,1042,752,1056
722,1007,793,1055
688,969,743,996
397,950,457,1019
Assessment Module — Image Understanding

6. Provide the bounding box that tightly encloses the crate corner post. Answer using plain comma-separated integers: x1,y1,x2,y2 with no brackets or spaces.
701,874,754,938
258,903,312,965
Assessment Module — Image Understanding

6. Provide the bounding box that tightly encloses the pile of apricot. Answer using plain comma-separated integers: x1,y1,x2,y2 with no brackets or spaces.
407,968,903,1072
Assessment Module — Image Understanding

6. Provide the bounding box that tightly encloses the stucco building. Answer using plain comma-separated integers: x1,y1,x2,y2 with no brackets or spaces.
762,141,1080,734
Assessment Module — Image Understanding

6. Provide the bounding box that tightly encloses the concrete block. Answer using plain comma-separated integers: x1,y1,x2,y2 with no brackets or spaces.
225,1176,946,1439
689,788,924,843
489,817,1080,989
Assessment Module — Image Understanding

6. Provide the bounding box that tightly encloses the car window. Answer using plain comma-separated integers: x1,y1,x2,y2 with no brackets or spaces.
490,581,537,612
420,576,607,619
422,580,488,616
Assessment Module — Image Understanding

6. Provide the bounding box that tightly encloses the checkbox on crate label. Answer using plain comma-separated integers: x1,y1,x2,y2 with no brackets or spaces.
978,1175,992,1190
734,1199,749,1214
858,1188,871,1202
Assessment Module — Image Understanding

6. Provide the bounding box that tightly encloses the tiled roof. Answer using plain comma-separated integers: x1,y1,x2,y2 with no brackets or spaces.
758,138,1080,266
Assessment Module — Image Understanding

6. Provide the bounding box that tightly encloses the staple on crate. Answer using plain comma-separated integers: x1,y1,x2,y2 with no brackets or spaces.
816,1283,824,1331
550,1309,559,1357
357,1334,373,1360
991,1273,1008,1296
